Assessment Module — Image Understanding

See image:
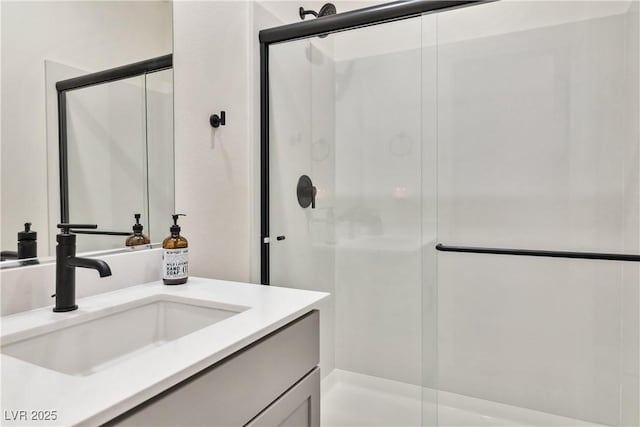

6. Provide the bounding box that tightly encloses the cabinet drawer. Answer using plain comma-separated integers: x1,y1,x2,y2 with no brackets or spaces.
108,310,319,426
245,368,320,427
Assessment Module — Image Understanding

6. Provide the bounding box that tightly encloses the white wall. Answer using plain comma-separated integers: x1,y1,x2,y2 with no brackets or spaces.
1,1,172,256
173,1,251,282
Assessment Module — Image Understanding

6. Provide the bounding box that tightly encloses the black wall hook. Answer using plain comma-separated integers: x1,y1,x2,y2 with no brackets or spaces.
210,111,226,128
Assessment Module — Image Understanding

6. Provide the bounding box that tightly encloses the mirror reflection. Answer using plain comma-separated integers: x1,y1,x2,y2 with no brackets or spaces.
1,1,173,265
59,61,174,254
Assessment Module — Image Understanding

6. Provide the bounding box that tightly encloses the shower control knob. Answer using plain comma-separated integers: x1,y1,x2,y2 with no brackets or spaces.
297,175,317,209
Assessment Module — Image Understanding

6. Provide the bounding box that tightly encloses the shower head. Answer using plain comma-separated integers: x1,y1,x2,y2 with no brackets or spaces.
318,3,337,17
299,3,337,20
299,3,337,38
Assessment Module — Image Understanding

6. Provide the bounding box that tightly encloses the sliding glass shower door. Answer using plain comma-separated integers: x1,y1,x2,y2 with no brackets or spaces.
266,15,435,427
433,2,639,426
263,1,639,426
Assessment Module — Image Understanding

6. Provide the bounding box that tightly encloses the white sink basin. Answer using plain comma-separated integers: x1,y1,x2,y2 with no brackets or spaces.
1,295,247,376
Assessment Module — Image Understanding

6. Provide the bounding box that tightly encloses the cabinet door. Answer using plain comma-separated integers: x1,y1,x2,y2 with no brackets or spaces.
246,368,320,427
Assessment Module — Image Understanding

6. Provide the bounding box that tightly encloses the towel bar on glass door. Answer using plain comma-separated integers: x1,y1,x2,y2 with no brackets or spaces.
435,243,640,262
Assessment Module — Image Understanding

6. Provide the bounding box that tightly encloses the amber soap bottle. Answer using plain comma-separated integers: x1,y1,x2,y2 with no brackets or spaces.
162,214,189,285
126,213,151,247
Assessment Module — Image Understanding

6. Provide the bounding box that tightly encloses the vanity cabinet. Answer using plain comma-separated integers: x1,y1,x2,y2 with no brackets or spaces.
106,310,320,427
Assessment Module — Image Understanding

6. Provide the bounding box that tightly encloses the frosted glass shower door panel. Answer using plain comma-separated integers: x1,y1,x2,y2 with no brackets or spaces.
331,16,425,426
268,36,337,378
435,1,639,425
332,15,423,388
268,37,335,292
66,75,147,253
436,1,635,253
268,16,431,427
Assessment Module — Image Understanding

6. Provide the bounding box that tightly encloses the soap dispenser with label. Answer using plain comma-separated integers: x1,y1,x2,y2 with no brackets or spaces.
162,214,188,285
126,213,151,247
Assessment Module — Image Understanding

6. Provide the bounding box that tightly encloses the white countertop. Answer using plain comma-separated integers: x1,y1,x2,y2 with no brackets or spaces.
0,277,329,426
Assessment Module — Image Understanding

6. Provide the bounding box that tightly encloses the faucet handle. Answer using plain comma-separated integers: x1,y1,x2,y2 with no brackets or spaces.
57,224,98,234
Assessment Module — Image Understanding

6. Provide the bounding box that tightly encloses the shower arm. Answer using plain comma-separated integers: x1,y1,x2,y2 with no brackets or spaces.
299,7,319,19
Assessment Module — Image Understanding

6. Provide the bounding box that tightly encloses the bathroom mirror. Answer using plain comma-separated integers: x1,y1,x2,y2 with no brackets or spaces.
1,1,174,266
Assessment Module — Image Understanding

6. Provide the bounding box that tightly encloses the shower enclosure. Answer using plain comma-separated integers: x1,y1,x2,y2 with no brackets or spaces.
259,1,639,426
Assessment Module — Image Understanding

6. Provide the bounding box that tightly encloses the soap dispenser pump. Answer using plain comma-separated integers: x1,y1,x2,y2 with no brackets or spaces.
18,222,37,259
162,214,188,285
126,213,151,247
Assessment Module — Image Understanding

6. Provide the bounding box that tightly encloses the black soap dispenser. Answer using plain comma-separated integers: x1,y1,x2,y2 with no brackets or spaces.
162,214,188,285
17,222,37,259
126,214,151,247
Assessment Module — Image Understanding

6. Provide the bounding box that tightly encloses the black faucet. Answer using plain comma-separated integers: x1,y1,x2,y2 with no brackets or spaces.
54,224,112,312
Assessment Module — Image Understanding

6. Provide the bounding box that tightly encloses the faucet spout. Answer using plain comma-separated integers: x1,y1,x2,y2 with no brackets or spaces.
67,257,112,277
54,225,113,312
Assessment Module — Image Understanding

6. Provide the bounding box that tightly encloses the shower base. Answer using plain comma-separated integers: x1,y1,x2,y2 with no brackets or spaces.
321,369,605,427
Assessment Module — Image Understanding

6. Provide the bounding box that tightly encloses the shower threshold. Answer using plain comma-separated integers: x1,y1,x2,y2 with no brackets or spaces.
321,369,606,427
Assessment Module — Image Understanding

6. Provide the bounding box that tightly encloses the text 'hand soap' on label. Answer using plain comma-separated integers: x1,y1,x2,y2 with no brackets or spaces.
163,248,189,280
